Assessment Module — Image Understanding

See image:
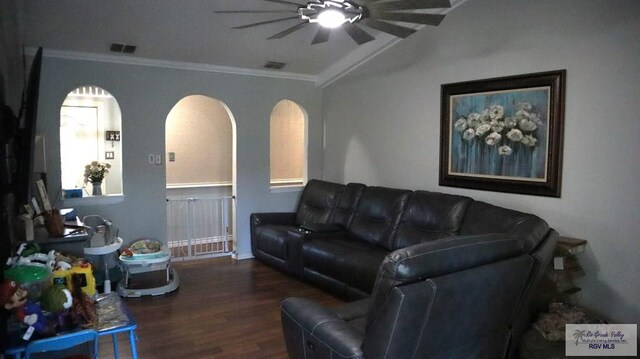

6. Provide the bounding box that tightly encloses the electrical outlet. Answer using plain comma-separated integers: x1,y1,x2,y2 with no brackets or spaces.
148,154,155,164
168,152,175,162
154,154,162,165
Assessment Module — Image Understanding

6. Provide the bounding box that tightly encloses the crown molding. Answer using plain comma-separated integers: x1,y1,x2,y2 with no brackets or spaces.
315,33,406,88
24,47,318,83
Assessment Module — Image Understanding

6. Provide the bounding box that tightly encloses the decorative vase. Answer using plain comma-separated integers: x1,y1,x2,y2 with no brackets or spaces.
92,181,102,196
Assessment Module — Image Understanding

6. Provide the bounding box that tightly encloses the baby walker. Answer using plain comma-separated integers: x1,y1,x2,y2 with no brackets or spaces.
116,239,179,298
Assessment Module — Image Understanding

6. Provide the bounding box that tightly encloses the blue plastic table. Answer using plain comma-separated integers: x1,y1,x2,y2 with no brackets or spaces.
5,293,138,359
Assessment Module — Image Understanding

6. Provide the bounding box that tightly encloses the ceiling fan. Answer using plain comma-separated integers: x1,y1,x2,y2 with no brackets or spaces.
215,0,451,45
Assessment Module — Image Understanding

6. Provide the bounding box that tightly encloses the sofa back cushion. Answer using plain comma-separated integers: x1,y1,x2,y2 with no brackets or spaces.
391,191,473,250
367,233,529,333
331,183,366,228
348,187,411,250
459,201,550,251
295,180,345,225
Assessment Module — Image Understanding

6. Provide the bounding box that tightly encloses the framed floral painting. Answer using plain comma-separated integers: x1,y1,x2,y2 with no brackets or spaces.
439,70,565,197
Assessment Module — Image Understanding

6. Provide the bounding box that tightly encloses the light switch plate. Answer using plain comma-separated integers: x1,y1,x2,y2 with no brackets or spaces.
154,154,162,165
148,154,155,164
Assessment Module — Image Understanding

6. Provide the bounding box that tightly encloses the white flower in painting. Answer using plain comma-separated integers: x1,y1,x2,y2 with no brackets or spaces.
454,118,468,132
506,128,524,142
504,117,518,128
466,112,481,128
480,109,491,122
498,145,513,156
491,120,505,133
489,105,504,120
517,102,532,111
485,132,502,146
516,109,530,120
463,128,476,140
475,123,491,136
529,112,544,127
519,118,538,132
521,135,537,147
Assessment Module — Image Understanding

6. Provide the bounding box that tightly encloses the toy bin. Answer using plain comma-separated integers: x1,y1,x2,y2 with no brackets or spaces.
4,266,52,300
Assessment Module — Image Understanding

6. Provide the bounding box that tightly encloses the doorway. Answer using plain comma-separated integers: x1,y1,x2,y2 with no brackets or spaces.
164,95,236,260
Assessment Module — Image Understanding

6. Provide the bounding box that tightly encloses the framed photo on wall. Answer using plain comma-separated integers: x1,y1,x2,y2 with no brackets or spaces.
440,70,566,197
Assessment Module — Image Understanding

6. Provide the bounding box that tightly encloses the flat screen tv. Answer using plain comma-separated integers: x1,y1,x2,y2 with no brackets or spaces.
15,47,43,208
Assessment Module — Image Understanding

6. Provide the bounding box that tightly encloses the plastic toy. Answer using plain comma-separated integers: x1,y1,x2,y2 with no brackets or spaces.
52,261,97,296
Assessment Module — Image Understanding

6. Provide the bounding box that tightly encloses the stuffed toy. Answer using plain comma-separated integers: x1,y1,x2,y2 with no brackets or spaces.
0,280,53,340
40,284,75,330
41,285,73,313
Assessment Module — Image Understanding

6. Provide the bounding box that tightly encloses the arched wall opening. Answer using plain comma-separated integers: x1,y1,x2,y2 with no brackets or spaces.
165,95,237,259
59,85,123,197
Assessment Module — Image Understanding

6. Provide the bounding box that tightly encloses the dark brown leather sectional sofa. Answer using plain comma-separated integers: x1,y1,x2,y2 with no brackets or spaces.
250,179,557,358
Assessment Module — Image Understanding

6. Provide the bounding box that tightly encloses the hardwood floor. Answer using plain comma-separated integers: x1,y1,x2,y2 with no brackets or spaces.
99,257,344,358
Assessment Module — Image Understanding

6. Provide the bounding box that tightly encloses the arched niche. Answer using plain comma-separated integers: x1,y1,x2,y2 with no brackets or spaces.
270,99,308,188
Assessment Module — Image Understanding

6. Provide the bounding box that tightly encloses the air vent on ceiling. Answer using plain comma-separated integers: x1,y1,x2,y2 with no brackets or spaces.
264,61,286,70
110,43,137,54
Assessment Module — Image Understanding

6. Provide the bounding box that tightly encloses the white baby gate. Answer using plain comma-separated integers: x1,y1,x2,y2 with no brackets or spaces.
166,196,233,261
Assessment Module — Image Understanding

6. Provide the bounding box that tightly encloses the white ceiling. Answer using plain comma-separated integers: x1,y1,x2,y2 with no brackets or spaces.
19,0,466,86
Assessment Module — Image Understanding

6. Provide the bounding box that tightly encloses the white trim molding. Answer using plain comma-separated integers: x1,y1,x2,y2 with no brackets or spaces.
166,181,233,189
25,47,317,83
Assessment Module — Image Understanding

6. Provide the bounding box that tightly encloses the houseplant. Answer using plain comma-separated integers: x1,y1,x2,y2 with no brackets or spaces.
83,161,111,196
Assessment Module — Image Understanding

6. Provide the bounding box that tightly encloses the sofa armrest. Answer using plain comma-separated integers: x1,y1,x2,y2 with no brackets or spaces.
299,223,344,233
332,298,370,321
281,297,365,359
288,227,349,241
250,212,297,227
284,228,348,277
250,212,297,256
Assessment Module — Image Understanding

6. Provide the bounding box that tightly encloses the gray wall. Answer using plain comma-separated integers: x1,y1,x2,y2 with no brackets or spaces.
322,0,639,323
37,56,321,259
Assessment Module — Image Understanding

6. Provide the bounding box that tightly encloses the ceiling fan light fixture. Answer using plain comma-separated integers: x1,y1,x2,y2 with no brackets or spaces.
317,9,346,28
220,0,452,46
300,0,363,28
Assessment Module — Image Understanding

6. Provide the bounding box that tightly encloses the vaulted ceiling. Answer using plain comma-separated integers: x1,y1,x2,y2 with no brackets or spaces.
19,0,465,85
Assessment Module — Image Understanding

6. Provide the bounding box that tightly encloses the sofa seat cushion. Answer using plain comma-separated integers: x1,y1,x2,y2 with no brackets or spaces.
303,238,388,293
255,224,298,259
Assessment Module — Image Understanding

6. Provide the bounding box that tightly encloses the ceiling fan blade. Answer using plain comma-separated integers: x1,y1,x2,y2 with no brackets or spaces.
262,0,305,6
311,27,331,44
233,16,300,29
268,22,309,39
368,12,446,26
342,23,375,45
214,10,297,14
360,18,416,38
365,0,451,11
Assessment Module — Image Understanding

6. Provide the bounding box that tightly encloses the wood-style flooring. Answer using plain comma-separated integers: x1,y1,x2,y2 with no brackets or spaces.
99,257,344,358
